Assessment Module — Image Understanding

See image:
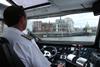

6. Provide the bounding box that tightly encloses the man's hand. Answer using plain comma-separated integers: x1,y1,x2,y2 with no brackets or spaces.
57,64,64,67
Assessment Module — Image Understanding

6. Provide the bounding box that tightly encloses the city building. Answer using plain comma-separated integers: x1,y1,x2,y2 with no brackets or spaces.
74,28,83,32
32,21,42,32
64,18,75,32
41,23,53,32
54,18,74,33
83,23,92,33
91,27,97,32
54,19,65,32
32,17,75,33
32,21,54,32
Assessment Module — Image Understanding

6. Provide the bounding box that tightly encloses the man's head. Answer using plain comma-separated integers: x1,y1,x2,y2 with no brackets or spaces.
3,6,27,31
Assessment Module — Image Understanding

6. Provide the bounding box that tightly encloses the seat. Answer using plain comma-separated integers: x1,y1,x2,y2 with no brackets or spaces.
0,37,25,67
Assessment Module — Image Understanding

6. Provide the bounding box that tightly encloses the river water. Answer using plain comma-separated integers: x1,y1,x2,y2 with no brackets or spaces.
41,36,96,42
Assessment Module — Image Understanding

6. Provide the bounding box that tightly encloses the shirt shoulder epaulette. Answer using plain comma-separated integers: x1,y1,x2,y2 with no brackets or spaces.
21,35,33,40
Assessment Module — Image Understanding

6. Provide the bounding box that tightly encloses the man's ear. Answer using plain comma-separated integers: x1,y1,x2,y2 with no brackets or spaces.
18,16,26,31
18,16,24,26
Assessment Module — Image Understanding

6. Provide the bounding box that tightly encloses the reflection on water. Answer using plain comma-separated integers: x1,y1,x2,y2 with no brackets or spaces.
41,36,96,42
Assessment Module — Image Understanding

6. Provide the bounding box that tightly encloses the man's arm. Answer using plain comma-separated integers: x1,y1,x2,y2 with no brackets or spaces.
51,63,64,67
57,64,64,67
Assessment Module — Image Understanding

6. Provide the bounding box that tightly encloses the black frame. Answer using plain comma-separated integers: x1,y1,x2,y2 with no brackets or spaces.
7,0,17,6
93,17,100,49
0,18,3,21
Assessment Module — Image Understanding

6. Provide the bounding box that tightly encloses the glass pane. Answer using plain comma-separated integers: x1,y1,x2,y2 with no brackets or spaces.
0,0,11,6
0,21,7,36
12,0,49,8
26,12,99,42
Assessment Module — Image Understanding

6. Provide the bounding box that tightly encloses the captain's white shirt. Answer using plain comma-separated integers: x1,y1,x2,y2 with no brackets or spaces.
3,27,51,67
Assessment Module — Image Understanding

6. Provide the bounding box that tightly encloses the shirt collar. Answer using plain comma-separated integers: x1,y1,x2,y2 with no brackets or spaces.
5,27,24,35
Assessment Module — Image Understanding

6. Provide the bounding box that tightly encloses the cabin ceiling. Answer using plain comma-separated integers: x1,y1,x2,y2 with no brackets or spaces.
0,0,98,19
25,0,97,19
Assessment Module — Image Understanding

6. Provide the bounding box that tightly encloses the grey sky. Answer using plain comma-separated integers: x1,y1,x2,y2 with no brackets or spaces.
27,12,99,31
64,12,99,28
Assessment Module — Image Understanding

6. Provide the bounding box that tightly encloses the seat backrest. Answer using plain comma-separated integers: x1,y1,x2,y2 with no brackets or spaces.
0,37,25,67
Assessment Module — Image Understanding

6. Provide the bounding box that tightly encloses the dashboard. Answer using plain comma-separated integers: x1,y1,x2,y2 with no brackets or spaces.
40,45,96,67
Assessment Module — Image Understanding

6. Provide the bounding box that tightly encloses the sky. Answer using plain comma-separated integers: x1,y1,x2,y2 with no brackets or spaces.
26,12,99,31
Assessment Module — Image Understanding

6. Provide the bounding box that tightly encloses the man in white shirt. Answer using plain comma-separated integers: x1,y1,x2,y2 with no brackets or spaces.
3,6,64,67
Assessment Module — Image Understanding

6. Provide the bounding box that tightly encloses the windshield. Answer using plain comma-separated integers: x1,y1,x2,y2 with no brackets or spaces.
25,12,99,42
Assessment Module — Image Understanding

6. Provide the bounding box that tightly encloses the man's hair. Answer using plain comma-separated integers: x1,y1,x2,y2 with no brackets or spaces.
3,6,26,27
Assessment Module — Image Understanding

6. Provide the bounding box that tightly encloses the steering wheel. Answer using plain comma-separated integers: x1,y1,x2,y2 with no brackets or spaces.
41,46,57,58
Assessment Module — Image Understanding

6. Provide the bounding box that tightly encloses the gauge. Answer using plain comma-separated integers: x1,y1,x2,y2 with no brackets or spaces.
60,54,67,59
71,47,75,51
